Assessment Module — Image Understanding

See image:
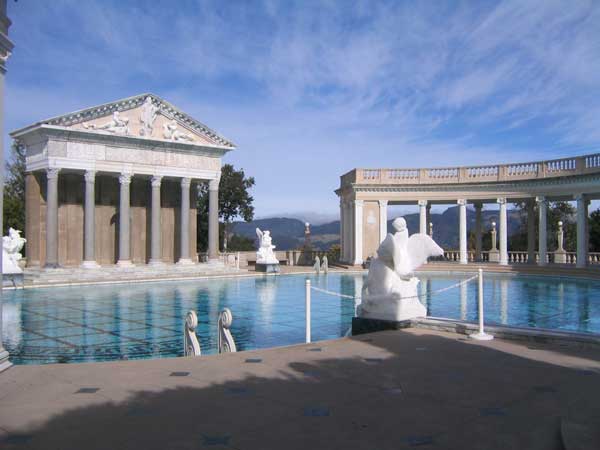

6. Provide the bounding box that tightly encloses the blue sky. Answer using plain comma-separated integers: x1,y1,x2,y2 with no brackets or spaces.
5,1,600,222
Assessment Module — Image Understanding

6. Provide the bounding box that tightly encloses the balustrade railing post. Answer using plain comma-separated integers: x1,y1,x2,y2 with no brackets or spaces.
470,269,493,341
305,279,311,343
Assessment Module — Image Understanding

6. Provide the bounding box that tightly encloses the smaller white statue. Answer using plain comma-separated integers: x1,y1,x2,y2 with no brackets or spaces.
359,217,444,321
2,228,27,274
314,256,321,274
255,228,279,264
321,255,328,273
139,96,158,137
83,111,130,134
163,119,194,142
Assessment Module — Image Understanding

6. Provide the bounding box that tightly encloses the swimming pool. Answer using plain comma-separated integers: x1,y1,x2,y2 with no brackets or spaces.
2,272,599,364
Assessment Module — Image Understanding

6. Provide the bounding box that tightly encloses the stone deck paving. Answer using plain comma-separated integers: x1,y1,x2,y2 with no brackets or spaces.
0,328,599,449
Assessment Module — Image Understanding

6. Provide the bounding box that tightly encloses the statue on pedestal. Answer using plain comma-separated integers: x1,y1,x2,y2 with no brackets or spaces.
256,228,279,265
358,217,444,321
2,228,26,274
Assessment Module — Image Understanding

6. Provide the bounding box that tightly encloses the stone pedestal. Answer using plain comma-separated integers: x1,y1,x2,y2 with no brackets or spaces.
489,249,499,262
554,250,567,264
358,277,425,322
255,263,280,273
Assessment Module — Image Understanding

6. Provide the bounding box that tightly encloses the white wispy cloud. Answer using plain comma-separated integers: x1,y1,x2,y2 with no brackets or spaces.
5,0,600,216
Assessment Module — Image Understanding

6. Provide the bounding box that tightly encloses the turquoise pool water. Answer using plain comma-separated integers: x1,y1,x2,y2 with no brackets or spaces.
2,272,599,365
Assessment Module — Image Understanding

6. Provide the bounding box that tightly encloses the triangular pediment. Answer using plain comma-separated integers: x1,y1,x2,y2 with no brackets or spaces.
15,93,235,149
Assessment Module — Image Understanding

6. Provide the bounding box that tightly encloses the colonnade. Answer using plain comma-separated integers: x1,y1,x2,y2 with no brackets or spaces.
42,168,220,268
340,195,591,268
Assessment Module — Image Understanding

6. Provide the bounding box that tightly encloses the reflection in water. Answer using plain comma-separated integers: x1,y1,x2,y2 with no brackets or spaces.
2,302,21,348
500,280,508,325
255,277,278,323
3,272,600,365
459,282,467,321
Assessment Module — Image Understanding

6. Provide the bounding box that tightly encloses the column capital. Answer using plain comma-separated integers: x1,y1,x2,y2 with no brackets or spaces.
378,199,388,207
181,177,192,188
208,178,219,191
151,175,162,188
496,197,506,205
84,170,96,183
46,168,61,180
418,200,428,207
536,195,546,204
457,199,467,206
119,173,132,185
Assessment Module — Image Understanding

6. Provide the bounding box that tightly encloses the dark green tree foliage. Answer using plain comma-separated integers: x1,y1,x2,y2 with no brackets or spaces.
197,164,255,252
589,210,600,252
510,201,576,251
3,141,26,235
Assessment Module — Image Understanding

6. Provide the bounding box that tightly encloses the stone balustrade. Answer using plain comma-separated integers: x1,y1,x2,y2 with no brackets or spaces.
443,250,600,265
341,153,600,186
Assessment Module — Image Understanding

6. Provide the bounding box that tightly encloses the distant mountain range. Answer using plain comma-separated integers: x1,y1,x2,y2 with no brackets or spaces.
231,206,524,251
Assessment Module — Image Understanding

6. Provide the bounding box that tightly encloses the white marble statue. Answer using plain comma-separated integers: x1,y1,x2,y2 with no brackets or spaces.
314,255,320,274
163,119,194,142
139,96,158,137
255,228,279,264
358,217,444,321
83,111,130,134
2,228,27,274
321,255,328,273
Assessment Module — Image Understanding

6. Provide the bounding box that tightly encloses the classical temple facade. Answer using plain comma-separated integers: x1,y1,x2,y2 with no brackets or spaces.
337,154,600,268
10,93,234,268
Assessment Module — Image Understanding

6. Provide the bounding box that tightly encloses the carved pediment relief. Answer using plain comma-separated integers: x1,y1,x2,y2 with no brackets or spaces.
32,94,235,149
74,99,214,145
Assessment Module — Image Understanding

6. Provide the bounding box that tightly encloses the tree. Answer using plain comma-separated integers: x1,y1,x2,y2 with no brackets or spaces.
197,164,255,252
3,141,26,235
589,209,600,252
510,201,576,252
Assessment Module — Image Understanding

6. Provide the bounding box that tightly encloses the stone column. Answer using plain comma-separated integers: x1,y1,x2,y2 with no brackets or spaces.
497,198,508,265
0,0,14,372
345,201,353,263
178,178,193,265
419,200,428,235
353,200,364,265
208,178,220,260
458,199,467,264
45,168,61,268
379,199,388,243
527,199,536,264
149,175,163,265
117,173,134,267
339,199,345,260
576,194,588,268
474,202,482,261
536,196,547,266
81,170,100,268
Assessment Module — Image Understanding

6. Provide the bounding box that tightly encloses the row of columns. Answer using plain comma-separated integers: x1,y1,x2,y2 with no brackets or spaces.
452,195,589,267
341,194,591,268
43,168,220,268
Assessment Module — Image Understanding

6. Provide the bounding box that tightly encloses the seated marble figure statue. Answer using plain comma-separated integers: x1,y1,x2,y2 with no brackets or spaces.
358,217,443,321
255,228,279,265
